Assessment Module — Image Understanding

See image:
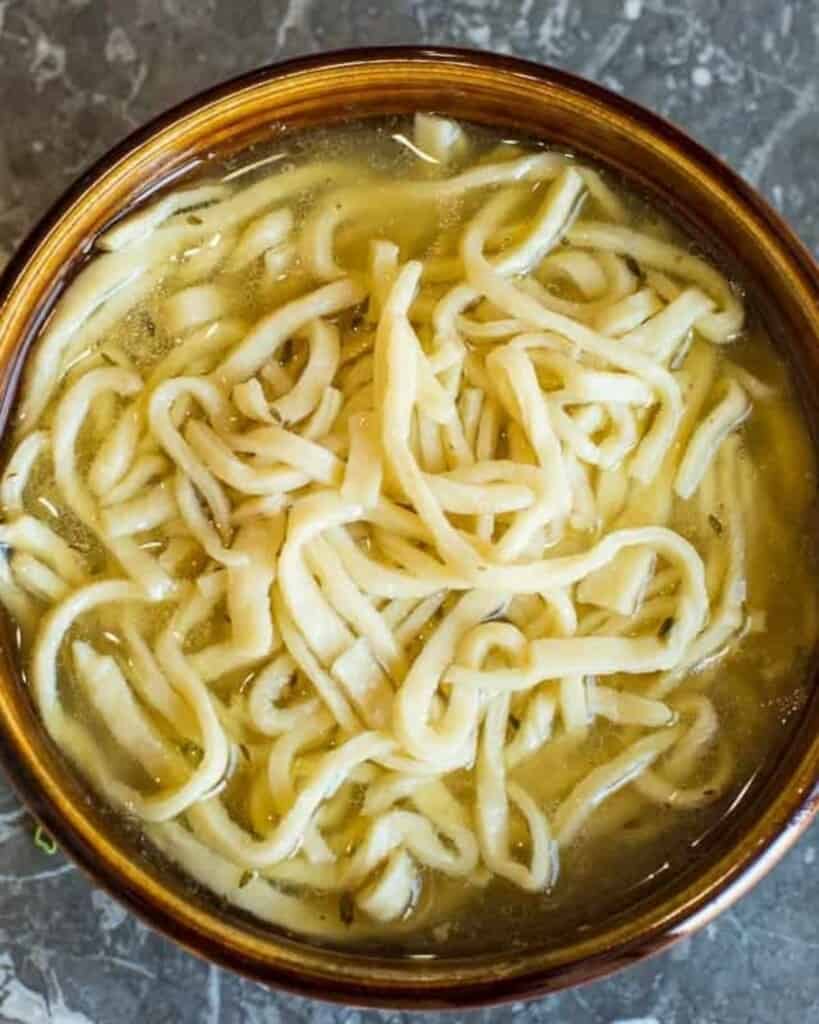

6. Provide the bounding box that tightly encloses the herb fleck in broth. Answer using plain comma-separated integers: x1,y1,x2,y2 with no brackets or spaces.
1,115,816,954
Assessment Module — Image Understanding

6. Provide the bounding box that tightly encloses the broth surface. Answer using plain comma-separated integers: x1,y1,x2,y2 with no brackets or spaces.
0,116,815,953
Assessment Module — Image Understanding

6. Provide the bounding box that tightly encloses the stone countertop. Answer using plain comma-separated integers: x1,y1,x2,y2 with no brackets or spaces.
0,1,816,1021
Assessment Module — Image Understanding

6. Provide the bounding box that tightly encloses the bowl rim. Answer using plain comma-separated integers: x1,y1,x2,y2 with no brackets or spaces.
0,45,817,1010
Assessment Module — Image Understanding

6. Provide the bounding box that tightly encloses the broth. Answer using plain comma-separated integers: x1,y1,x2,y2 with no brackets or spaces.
0,116,815,952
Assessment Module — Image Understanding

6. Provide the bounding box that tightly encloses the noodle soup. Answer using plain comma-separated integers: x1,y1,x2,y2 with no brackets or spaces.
0,116,815,951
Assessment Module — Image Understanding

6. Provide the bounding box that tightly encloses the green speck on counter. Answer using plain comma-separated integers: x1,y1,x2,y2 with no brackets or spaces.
33,824,58,856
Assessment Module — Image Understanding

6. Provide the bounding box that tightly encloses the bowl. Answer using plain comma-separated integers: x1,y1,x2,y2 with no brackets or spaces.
0,46,817,1009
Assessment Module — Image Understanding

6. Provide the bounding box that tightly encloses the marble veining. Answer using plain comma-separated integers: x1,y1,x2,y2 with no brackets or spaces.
0,1,816,1021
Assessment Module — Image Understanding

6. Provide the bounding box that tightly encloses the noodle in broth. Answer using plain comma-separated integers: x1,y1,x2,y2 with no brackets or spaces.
0,115,815,948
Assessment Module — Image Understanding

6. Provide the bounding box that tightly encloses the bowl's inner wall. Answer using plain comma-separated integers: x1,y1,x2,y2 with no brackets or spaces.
0,54,817,1003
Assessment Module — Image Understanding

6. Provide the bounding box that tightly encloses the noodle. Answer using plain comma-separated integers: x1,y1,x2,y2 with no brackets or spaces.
0,115,815,945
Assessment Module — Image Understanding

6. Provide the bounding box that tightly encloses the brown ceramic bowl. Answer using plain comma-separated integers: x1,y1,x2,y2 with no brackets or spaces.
0,47,817,1010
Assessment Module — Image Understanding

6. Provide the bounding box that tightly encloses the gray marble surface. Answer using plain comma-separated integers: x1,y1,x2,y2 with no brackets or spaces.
0,1,817,1021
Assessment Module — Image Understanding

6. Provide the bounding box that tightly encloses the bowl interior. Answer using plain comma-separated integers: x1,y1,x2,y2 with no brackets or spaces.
0,49,817,1008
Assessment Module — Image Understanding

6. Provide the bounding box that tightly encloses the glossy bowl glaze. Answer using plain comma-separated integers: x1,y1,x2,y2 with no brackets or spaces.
0,48,817,1009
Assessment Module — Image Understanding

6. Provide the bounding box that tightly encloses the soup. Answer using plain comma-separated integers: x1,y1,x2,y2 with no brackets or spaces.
0,115,815,951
